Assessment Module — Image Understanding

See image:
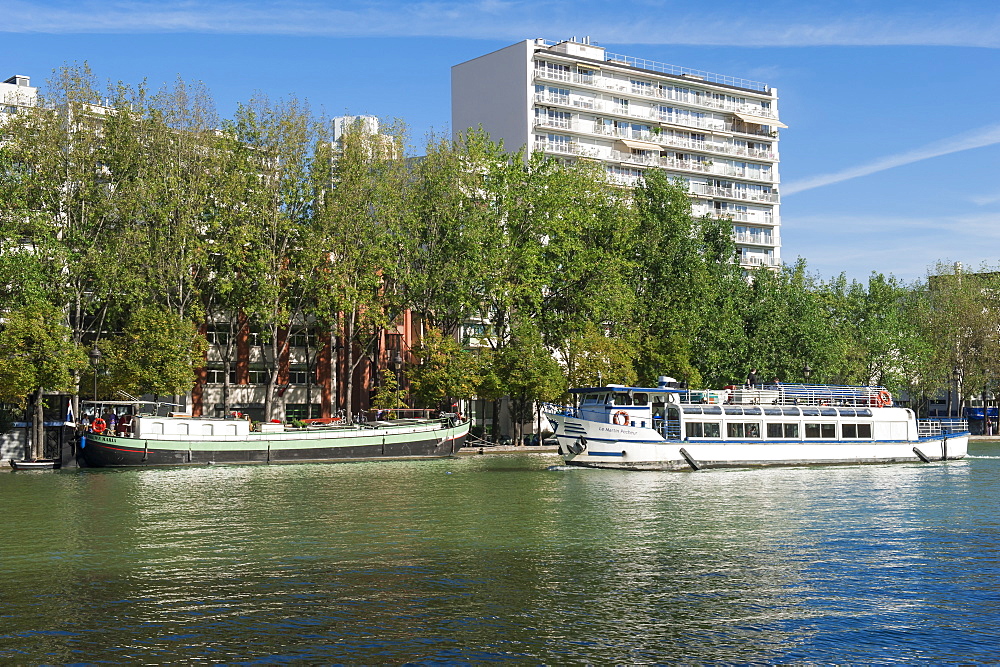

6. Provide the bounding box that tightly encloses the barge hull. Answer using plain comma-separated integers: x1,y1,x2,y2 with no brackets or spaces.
80,426,468,468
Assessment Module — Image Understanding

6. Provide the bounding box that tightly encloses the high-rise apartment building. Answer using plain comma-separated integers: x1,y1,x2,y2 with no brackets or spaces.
1,75,38,118
452,38,785,269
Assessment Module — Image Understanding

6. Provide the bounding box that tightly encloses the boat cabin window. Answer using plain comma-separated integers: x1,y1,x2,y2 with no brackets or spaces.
820,408,838,417
767,423,799,438
632,393,648,406
683,406,703,414
686,422,721,438
805,423,836,438
581,394,602,405
801,408,820,417
838,408,857,417
724,407,743,415
702,406,722,415
614,393,633,406
743,406,761,415
856,409,872,417
842,423,873,438
764,407,782,416
727,422,761,438
782,407,801,416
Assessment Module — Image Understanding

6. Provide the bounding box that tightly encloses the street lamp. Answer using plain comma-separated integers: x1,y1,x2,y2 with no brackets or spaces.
393,351,403,412
89,346,102,403
803,363,812,382
952,366,962,418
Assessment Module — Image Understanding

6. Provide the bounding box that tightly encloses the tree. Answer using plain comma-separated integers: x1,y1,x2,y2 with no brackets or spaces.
628,170,746,387
0,301,85,459
490,321,564,444
311,116,410,422
917,264,1000,413
101,306,207,398
408,327,482,409
226,95,322,421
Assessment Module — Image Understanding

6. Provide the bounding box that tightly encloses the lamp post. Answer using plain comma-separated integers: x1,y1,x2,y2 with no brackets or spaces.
393,351,403,413
952,366,962,418
89,346,102,404
803,363,812,382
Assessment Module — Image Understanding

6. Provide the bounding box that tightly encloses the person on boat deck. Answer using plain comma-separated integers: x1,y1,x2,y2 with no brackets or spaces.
747,369,760,387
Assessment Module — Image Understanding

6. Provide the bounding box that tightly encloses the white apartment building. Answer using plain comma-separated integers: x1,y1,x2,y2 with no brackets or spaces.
1,75,38,118
452,38,786,269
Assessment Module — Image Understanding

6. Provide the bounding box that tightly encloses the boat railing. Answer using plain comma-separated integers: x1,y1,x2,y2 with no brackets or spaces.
542,402,577,418
917,418,969,437
706,383,893,408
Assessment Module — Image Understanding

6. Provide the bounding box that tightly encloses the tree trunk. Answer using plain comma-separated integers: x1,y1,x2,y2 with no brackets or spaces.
344,310,355,423
32,386,45,460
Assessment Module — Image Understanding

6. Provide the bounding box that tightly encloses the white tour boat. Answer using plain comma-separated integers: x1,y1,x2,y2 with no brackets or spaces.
544,377,968,470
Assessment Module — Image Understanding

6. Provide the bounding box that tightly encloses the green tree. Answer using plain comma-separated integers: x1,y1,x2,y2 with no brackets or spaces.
310,116,411,422
101,306,208,398
408,327,483,409
0,301,86,458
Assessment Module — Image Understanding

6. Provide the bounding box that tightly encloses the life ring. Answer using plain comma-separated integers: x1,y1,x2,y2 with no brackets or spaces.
878,390,891,408
92,417,107,434
612,410,630,426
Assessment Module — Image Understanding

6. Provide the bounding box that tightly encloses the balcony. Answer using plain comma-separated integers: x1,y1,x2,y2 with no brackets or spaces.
692,185,780,204
534,63,778,120
533,140,593,157
534,93,570,106
741,255,781,268
533,116,574,131
534,68,572,83
590,126,776,162
651,111,727,133
733,233,774,246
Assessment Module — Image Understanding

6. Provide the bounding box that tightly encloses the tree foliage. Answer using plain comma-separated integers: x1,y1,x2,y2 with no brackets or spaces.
2,63,996,432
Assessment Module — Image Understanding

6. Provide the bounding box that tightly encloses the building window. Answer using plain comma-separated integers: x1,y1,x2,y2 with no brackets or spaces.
285,404,317,420
247,368,270,384
630,79,652,95
205,366,236,384
287,365,310,385
206,327,230,346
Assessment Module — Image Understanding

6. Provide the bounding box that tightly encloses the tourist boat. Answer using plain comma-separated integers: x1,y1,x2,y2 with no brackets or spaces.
79,412,470,468
544,377,969,470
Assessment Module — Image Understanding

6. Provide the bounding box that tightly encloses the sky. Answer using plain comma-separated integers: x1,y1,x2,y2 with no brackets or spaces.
3,0,1000,283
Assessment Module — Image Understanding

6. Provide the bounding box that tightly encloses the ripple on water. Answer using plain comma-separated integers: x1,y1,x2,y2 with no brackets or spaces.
1,450,999,662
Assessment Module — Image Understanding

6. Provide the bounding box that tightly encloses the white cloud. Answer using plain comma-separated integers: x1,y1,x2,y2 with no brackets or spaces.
970,192,1000,206
783,124,1000,196
783,211,1000,280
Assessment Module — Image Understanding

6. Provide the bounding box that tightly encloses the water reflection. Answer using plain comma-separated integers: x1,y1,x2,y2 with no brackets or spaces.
1,450,998,662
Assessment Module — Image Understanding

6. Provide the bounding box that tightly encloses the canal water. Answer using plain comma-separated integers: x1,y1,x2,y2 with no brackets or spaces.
3,443,1000,663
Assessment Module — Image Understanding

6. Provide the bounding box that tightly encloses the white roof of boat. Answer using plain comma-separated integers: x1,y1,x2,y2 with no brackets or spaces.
570,386,683,394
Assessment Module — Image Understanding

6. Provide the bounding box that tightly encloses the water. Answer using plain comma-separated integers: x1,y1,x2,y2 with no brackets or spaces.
3,443,1000,663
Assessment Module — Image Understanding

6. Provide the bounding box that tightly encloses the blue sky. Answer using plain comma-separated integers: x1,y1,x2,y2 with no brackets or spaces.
3,0,1000,283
